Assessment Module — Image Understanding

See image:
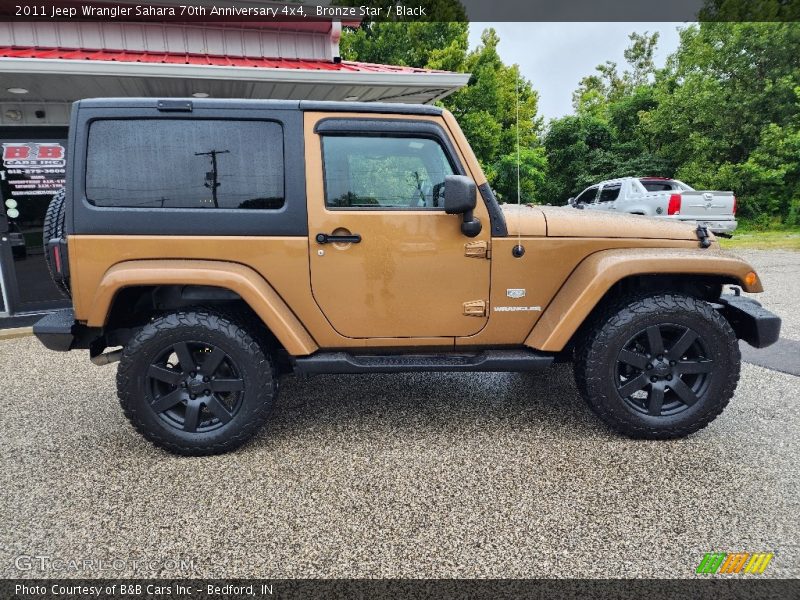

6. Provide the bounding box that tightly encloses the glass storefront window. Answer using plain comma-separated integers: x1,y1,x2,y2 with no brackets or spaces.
0,129,70,312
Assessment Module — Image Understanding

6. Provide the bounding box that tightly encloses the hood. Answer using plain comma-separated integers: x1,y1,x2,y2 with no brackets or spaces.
501,204,699,240
500,203,548,236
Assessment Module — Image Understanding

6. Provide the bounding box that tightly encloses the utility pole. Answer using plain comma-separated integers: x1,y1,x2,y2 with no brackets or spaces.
195,149,229,208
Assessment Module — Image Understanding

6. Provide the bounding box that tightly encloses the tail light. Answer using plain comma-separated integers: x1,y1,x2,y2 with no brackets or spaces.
53,244,62,273
732,196,737,215
47,239,70,282
667,194,682,215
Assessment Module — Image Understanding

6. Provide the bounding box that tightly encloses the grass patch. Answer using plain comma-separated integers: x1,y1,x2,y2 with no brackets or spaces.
719,230,800,250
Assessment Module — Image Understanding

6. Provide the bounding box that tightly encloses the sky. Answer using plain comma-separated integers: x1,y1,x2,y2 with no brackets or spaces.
467,23,688,121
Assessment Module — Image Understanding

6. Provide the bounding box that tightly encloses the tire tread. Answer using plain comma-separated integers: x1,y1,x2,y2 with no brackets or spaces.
574,293,740,439
117,310,276,456
42,188,70,297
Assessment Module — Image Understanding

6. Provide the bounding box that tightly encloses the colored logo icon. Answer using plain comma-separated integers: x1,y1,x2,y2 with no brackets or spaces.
696,552,774,574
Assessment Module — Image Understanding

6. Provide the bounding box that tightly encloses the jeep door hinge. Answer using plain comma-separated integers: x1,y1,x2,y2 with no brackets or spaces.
464,240,490,259
463,299,488,317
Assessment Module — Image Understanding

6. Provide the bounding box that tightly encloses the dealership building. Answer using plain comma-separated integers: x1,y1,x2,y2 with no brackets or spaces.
0,2,469,323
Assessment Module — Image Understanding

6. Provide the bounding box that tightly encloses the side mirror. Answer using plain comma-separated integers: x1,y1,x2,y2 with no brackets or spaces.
567,197,575,206
444,175,481,237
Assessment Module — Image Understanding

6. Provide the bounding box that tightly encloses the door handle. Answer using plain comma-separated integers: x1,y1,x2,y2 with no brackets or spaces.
315,232,362,244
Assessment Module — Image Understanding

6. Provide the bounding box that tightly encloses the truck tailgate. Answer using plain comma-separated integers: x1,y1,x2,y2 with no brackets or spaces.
678,191,735,220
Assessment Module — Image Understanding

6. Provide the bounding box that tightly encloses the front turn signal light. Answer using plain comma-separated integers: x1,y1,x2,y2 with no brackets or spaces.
744,271,757,287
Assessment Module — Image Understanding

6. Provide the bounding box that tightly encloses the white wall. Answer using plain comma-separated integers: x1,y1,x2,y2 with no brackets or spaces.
0,21,336,60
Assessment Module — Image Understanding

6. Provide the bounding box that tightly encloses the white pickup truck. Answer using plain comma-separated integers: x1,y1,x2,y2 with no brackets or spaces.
568,177,738,235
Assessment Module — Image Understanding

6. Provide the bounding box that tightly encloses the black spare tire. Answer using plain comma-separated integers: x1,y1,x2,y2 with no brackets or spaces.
42,188,70,297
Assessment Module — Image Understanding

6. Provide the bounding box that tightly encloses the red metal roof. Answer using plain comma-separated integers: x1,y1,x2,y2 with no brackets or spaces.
0,46,448,74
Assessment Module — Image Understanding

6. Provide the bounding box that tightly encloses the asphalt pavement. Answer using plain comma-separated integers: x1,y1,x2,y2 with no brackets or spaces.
1,249,798,579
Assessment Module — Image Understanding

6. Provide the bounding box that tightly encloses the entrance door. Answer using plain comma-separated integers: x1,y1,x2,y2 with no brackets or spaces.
0,128,70,313
306,115,491,339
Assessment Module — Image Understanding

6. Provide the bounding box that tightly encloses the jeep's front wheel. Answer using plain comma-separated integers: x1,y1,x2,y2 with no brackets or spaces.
575,293,740,439
117,311,277,455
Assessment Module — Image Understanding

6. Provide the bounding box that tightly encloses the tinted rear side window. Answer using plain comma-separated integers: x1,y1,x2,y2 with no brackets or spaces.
86,119,284,209
640,179,678,192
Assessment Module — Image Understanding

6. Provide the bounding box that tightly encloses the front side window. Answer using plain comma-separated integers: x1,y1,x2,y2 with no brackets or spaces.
599,183,621,202
575,186,598,203
86,119,284,209
321,136,454,209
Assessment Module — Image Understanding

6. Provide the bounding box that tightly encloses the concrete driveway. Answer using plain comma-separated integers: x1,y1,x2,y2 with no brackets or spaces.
1,250,798,579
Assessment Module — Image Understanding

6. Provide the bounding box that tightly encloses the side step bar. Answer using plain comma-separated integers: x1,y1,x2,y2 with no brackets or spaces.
292,349,554,375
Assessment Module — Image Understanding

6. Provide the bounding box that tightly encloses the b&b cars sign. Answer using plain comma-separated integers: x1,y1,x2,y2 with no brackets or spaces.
3,142,66,169
1,141,67,222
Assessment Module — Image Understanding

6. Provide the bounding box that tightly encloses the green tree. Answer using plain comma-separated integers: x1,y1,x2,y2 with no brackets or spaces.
547,32,670,203
551,19,800,225
572,62,622,116
492,146,548,202
623,31,660,88
337,0,468,71
443,29,545,201
340,21,468,72
572,32,659,116
542,115,615,202
342,22,548,203
649,22,800,221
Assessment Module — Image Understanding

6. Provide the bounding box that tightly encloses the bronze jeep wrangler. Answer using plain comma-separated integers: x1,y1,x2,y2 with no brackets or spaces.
34,98,781,455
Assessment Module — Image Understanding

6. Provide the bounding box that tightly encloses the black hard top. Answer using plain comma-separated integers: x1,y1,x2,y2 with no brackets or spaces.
75,98,443,116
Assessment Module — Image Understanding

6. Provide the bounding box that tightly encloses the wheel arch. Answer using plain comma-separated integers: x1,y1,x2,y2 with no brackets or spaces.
88,259,318,356
525,248,762,352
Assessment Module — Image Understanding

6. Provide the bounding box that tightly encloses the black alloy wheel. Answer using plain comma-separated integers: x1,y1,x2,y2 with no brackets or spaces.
117,311,277,455
615,324,714,417
574,293,741,439
146,341,245,433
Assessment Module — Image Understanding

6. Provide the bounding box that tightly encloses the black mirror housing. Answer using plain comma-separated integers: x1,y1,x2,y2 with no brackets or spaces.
444,175,477,215
444,175,481,237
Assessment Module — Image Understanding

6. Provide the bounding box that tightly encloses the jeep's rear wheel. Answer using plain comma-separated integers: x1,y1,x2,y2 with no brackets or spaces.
117,311,276,455
575,293,740,439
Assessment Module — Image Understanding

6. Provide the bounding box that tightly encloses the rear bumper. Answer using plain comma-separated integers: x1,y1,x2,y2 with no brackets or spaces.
33,308,96,352
695,219,738,235
718,293,781,348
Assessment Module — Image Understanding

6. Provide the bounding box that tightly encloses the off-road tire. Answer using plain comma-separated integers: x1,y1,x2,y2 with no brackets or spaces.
117,311,277,455
42,188,70,297
575,293,740,439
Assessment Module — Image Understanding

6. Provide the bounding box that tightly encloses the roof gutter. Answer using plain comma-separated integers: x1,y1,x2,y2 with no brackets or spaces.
0,57,471,89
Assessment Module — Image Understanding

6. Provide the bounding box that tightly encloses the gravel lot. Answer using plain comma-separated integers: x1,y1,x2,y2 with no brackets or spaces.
1,249,798,580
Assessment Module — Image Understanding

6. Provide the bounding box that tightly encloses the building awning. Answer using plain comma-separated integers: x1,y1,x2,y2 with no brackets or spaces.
0,46,449,75
0,45,469,126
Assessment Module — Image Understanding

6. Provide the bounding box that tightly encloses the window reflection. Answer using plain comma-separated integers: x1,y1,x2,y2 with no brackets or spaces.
86,120,285,210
